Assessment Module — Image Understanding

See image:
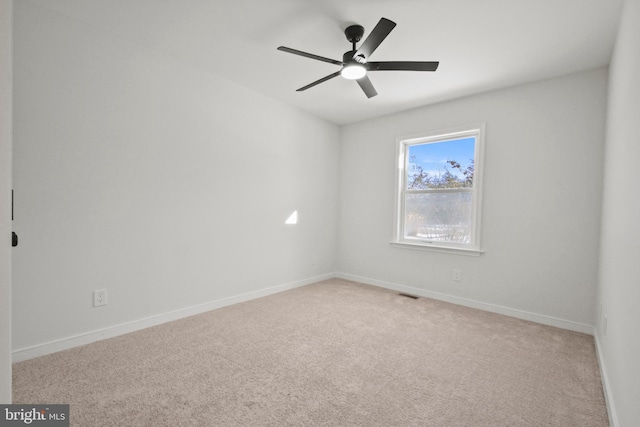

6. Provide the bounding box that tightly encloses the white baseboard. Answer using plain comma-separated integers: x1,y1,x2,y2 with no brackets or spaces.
13,271,596,362
593,333,618,427
336,272,594,335
12,273,334,363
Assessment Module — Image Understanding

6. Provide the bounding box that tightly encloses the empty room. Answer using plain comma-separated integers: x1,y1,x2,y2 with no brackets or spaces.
1,0,639,426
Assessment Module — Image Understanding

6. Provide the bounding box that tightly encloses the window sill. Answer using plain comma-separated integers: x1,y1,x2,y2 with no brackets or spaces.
390,241,484,257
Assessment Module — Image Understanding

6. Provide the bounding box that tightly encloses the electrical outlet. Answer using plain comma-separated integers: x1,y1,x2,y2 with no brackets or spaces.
93,289,107,307
452,269,461,282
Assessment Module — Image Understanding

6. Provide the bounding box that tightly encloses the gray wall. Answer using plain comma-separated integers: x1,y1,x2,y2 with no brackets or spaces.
12,1,339,353
338,68,607,329
0,0,13,404
596,0,640,425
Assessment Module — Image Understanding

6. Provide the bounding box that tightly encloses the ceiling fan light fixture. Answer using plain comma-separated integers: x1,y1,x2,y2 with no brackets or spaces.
341,64,366,80
277,17,439,97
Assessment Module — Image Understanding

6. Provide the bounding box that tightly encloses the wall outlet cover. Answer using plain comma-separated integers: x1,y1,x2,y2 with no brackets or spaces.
93,289,107,307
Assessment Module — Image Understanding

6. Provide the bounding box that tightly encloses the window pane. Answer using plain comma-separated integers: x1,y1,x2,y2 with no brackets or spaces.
407,137,475,190
404,192,472,244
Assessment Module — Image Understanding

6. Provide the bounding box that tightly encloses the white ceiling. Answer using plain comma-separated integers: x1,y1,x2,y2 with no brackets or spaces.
27,0,622,125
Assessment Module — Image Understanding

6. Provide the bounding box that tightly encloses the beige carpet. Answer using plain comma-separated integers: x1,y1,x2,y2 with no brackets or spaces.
13,279,608,426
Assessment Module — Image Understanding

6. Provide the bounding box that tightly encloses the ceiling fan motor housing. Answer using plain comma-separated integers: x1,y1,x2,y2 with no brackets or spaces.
343,50,365,64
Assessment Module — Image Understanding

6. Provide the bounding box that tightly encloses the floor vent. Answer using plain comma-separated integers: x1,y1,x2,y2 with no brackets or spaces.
398,293,419,300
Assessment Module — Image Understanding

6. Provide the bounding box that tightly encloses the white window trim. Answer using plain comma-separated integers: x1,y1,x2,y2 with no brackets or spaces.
392,123,486,256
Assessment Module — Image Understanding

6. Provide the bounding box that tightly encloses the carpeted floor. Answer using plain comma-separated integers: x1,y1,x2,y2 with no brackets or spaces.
12,279,609,426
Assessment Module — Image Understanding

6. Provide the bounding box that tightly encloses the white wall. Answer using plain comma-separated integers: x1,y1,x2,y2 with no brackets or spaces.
596,0,640,425
12,1,339,353
0,0,13,403
338,68,608,329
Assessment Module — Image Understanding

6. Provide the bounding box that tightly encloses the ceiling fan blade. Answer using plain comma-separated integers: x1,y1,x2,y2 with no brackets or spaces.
355,18,396,59
277,46,343,66
296,71,342,92
356,75,378,98
367,61,439,72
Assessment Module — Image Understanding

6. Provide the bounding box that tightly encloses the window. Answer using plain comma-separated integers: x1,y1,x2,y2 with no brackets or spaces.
393,124,485,254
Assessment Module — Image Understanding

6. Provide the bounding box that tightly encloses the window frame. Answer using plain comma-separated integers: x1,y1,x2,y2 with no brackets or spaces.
392,124,485,256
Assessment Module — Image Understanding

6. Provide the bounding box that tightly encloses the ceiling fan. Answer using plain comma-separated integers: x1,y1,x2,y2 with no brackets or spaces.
277,17,439,98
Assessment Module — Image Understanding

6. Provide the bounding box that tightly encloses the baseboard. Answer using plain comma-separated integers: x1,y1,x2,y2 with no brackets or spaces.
12,271,596,362
336,272,594,335
593,333,619,427
12,273,334,363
